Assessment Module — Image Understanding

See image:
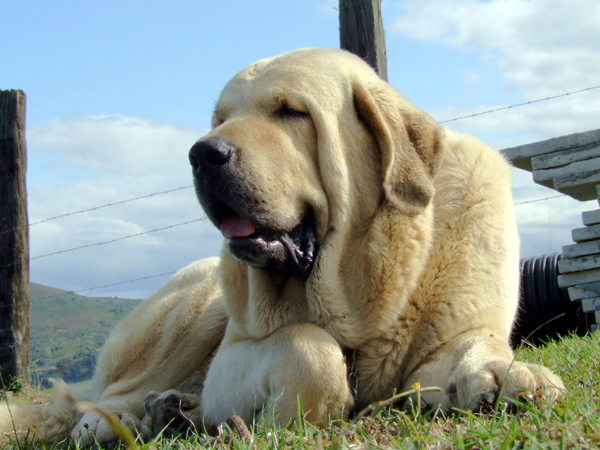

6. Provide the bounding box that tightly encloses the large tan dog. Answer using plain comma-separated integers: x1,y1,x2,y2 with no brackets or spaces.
1,48,564,446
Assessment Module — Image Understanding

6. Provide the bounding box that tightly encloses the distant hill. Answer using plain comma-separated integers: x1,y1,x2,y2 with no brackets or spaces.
29,283,69,299
29,282,142,387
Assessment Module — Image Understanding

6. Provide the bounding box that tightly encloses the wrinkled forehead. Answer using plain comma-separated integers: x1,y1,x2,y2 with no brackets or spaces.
215,49,365,116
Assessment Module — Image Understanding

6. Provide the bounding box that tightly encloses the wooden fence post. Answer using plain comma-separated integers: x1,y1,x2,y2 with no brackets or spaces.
339,0,388,81
0,89,30,390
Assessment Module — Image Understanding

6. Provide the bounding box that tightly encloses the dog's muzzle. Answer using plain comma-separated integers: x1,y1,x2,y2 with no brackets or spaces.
189,137,319,280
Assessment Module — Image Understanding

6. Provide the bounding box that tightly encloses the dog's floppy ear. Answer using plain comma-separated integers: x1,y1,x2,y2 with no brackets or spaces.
353,79,444,216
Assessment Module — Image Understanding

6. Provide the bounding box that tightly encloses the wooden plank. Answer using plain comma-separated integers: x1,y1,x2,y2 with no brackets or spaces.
340,0,388,81
582,297,600,313
558,255,600,274
572,224,600,243
501,128,600,171
568,282,600,300
596,310,600,324
0,89,30,388
563,239,600,259
582,210,600,226
557,267,600,288
556,183,599,202
533,157,600,185
531,144,600,170
554,163,600,201
529,174,554,189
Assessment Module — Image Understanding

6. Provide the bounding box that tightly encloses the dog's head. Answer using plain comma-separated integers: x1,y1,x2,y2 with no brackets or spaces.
190,48,444,280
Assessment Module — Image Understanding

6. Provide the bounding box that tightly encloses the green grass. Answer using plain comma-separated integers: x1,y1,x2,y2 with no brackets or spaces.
2,331,599,449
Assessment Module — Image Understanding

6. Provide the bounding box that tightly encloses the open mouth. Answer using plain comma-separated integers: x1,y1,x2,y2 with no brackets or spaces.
219,212,318,280
193,172,319,280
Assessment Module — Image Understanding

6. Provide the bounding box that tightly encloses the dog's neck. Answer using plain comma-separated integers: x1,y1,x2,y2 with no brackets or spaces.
307,203,434,348
220,203,434,347
220,250,310,342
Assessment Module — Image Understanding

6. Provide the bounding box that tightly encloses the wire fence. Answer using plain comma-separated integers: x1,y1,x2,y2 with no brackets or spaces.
0,185,194,237
437,85,600,124
0,187,577,316
30,185,194,227
31,218,205,261
2,83,598,307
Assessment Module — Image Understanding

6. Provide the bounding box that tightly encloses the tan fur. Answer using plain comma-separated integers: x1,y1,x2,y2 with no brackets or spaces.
2,257,227,445
1,48,563,446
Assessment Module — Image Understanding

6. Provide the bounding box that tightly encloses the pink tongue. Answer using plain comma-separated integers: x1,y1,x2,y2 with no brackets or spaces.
220,216,257,239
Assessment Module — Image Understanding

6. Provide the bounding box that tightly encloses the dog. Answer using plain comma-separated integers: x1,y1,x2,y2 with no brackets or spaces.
1,48,564,446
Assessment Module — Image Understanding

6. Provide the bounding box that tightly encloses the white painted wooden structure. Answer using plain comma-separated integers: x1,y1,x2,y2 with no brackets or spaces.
502,128,600,332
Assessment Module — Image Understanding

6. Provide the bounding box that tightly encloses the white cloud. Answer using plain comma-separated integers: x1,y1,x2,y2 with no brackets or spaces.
391,0,600,97
28,115,203,180
26,115,223,299
390,0,600,150
433,89,600,149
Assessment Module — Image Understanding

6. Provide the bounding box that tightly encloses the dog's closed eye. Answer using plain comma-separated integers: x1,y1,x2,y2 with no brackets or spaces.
276,104,309,119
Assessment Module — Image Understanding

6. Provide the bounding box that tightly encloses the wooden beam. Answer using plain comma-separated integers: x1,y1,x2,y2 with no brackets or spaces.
339,0,388,81
572,224,600,243
558,267,600,288
563,239,600,259
501,128,600,171
532,144,600,171
582,297,600,312
0,89,30,389
582,209,600,226
559,255,600,274
568,282,600,301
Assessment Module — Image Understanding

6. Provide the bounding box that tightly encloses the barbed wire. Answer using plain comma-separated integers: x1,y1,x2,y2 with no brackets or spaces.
438,85,600,124
0,194,577,310
0,193,574,269
0,184,194,237
30,218,206,261
0,217,208,268
34,271,177,303
0,270,177,312
0,196,571,313
30,185,194,226
514,194,567,206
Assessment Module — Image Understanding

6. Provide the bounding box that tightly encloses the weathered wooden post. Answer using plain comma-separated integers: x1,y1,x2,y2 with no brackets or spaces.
0,89,30,389
339,0,388,81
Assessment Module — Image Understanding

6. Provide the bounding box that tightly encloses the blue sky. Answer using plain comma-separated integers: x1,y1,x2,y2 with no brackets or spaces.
5,1,515,128
5,1,341,127
2,0,599,298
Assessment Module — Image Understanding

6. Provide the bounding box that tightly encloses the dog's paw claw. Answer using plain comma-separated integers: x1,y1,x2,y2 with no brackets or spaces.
448,358,564,414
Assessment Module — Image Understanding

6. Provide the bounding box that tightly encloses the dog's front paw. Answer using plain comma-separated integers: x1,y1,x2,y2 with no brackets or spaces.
71,409,149,447
143,390,202,437
447,358,564,412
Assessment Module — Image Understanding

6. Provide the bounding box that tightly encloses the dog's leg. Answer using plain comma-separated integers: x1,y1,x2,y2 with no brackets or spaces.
403,330,564,412
200,323,354,430
65,258,227,446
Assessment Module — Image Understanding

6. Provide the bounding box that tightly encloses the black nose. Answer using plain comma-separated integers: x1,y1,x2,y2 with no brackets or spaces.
189,137,233,171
